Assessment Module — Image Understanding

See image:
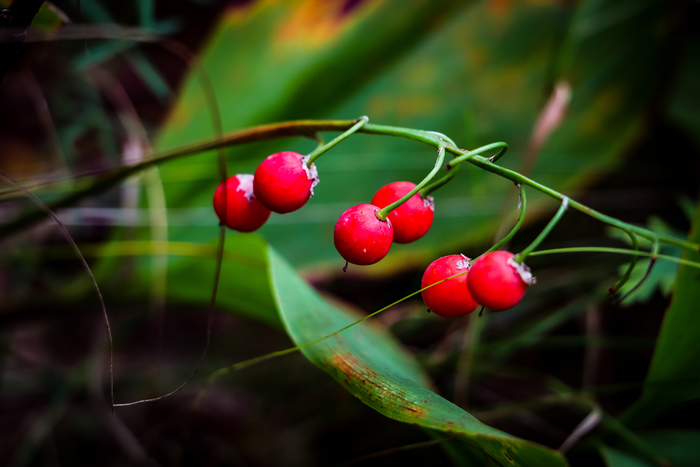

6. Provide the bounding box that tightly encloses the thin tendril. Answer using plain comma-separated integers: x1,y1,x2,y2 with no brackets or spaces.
613,241,659,305
114,38,226,408
0,170,115,412
114,225,227,407
485,184,526,254
196,268,470,401
608,230,639,295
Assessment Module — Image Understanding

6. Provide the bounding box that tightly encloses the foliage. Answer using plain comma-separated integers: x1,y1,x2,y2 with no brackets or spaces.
0,0,699,466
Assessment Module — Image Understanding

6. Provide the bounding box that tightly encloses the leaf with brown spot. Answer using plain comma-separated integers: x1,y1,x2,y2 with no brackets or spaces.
268,246,567,465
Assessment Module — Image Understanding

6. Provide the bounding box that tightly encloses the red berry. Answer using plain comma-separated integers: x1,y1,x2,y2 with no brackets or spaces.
334,204,393,266
421,255,479,318
253,151,319,214
467,251,535,311
371,181,434,244
213,174,271,232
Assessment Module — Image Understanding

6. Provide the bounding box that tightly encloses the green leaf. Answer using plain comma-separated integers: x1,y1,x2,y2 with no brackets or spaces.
623,203,700,425
267,246,567,466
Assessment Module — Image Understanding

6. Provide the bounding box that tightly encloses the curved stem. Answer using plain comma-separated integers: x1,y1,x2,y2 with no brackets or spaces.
2,119,698,255
305,116,368,166
422,142,507,196
485,184,527,254
375,146,445,221
446,142,508,168
464,155,699,253
420,161,458,198
613,241,659,305
527,246,700,269
608,230,639,295
0,170,115,412
516,196,569,263
425,130,458,148
419,133,466,197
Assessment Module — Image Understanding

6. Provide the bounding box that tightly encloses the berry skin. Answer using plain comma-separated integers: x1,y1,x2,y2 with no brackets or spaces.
334,204,393,266
253,151,319,214
467,251,535,311
213,174,271,232
371,181,434,244
421,255,479,318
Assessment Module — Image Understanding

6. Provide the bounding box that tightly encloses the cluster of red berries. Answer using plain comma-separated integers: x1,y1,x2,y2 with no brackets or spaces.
212,151,318,231
333,180,435,266
421,251,535,317
212,150,435,264
213,149,534,318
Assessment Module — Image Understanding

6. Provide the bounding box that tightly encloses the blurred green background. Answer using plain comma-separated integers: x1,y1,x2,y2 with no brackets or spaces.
1,0,699,465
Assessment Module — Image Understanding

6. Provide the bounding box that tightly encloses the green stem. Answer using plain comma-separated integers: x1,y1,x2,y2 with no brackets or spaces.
464,155,699,253
608,230,639,295
485,184,527,254
425,130,458,148
445,141,508,168
420,162,458,198
421,142,508,197
305,116,368,166
613,241,659,305
527,246,700,269
516,196,569,262
375,146,445,221
2,119,698,255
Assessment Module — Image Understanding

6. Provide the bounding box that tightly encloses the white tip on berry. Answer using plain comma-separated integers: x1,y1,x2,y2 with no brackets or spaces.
507,257,536,285
236,174,256,202
301,155,320,197
456,254,471,270
423,195,435,211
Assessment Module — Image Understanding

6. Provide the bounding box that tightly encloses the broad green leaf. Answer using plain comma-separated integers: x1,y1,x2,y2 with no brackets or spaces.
623,203,700,425
267,246,567,466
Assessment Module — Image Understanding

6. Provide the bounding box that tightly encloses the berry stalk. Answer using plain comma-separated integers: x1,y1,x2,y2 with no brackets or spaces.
527,246,700,270
462,154,700,253
421,141,508,197
484,184,527,255
515,196,569,263
305,116,369,166
375,146,445,221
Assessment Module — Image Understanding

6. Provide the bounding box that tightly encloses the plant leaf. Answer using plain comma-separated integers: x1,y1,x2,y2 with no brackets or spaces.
267,246,567,466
